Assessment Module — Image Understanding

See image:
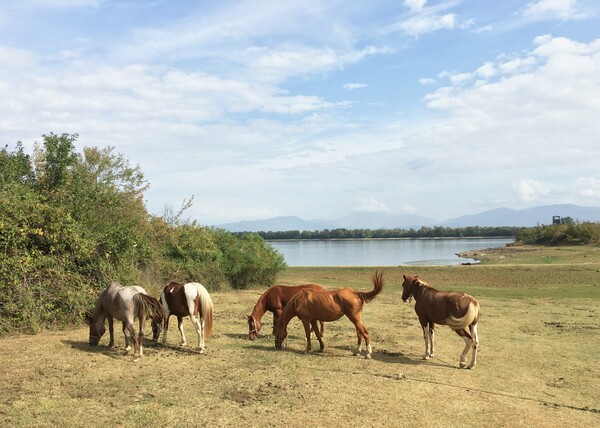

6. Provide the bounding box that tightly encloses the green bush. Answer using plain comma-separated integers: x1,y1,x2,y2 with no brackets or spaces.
0,133,286,333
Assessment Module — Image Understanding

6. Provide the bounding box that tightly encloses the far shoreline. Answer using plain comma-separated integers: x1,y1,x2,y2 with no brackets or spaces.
265,236,516,242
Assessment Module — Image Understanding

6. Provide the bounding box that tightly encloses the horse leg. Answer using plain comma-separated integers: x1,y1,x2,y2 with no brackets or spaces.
353,328,363,356
421,324,432,360
467,323,479,369
199,318,206,352
273,310,282,336
122,321,131,351
138,316,145,357
319,321,325,338
177,316,187,346
189,313,204,353
349,314,371,359
107,315,115,348
162,315,170,344
455,328,473,368
124,322,138,358
301,319,312,353
310,320,325,351
429,323,436,358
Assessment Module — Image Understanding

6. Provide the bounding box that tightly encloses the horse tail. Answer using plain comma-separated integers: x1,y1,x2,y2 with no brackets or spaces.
445,300,480,330
197,285,214,339
357,270,385,303
134,293,165,324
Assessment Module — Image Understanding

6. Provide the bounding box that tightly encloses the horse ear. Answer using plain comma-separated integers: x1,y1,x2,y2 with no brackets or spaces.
403,275,406,280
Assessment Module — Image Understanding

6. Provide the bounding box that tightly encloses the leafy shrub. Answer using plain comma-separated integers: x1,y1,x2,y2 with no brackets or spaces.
0,133,286,333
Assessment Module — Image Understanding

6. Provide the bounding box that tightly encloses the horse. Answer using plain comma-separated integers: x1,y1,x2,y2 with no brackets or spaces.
275,271,384,359
247,284,325,340
401,274,480,369
151,281,214,354
86,282,164,361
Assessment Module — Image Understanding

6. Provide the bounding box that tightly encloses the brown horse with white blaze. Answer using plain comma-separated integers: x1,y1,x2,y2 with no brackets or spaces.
275,271,384,359
247,284,325,340
401,274,480,369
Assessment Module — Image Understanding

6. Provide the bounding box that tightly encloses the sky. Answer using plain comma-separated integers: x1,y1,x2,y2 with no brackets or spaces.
1,0,599,226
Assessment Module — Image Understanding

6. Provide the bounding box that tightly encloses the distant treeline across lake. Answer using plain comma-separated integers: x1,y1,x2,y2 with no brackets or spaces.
243,225,518,240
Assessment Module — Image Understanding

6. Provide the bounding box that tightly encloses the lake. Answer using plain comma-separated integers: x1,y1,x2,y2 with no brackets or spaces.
267,237,515,267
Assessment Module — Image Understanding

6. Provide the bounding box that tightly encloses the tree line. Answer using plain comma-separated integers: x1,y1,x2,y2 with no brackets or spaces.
251,226,518,240
0,133,286,333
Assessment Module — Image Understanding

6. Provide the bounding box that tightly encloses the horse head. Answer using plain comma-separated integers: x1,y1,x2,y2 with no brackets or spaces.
86,314,106,346
274,323,287,350
247,315,261,340
401,274,418,302
151,317,162,341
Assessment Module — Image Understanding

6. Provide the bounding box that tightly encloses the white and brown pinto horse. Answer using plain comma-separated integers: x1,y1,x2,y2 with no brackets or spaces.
86,282,164,361
275,271,384,359
401,274,480,369
152,282,214,353
248,284,325,340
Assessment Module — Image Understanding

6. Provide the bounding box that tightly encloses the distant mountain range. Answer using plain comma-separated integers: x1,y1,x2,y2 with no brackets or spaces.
214,204,600,232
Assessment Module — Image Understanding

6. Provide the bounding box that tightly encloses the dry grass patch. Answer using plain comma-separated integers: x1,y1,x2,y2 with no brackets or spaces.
1,264,599,427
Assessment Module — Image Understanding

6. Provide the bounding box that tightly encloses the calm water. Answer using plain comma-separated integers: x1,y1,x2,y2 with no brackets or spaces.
268,237,515,267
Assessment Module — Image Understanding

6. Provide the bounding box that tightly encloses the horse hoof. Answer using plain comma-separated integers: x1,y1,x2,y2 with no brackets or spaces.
365,354,372,360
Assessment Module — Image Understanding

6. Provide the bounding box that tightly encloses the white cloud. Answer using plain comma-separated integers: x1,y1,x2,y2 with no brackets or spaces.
354,197,389,213
0,45,36,69
344,83,369,90
404,0,427,13
418,77,438,85
25,0,103,7
243,45,387,83
399,13,456,37
513,178,554,202
475,62,496,79
522,0,585,21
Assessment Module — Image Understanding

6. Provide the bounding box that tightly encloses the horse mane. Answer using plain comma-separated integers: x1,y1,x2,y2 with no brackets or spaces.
278,291,302,333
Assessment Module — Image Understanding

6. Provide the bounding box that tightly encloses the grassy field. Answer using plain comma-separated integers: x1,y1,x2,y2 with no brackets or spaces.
1,245,599,427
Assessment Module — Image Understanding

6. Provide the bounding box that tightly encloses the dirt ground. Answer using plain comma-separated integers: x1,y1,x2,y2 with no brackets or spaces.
1,266,599,427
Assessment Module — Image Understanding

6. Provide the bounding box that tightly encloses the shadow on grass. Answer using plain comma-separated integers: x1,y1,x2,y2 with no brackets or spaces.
62,339,132,360
62,339,206,358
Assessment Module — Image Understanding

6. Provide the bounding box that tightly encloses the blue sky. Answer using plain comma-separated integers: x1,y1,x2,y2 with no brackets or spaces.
1,0,599,225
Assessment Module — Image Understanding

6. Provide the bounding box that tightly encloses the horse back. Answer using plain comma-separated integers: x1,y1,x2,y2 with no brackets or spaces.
291,288,345,322
101,283,148,322
264,284,325,311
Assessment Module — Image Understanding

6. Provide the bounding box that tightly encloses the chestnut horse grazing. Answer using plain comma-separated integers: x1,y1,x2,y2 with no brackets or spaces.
401,274,480,369
86,282,164,361
275,271,384,359
247,284,325,340
152,282,213,353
